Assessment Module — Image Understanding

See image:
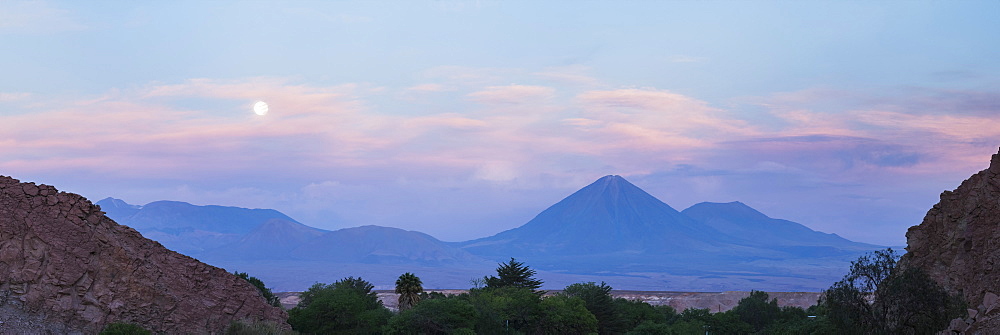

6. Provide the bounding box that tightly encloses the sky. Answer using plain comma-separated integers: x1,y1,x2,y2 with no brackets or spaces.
2,0,999,245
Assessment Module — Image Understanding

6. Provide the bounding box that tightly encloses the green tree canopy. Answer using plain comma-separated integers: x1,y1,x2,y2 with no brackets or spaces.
821,248,965,334
288,277,391,334
537,295,599,334
385,296,478,334
483,258,544,292
561,281,622,334
468,286,542,332
395,272,424,311
731,290,781,332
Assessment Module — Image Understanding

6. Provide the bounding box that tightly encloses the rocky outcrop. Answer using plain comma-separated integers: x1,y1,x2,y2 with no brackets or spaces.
941,292,1000,334
0,176,288,333
903,148,1000,333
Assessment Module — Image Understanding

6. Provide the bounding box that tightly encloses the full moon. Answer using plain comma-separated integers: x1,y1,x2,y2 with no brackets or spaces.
253,101,269,116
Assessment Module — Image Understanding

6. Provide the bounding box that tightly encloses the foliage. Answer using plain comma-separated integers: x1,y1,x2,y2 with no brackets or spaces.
731,290,781,332
821,248,965,334
710,310,754,334
225,319,298,335
467,286,542,332
272,259,962,334
483,258,544,292
537,295,599,334
334,276,379,296
626,320,673,335
878,265,967,333
287,277,391,334
419,291,447,300
395,272,424,311
99,322,151,335
667,307,755,335
296,282,330,309
234,271,281,307
562,281,623,333
385,295,478,334
616,297,673,330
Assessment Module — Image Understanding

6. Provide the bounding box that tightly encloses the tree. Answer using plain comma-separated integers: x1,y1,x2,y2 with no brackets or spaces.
467,286,542,332
615,297,671,331
878,264,966,333
730,290,781,332
334,276,378,296
562,281,623,334
821,248,964,334
395,272,424,311
385,296,478,334
233,271,280,307
483,258,544,292
287,277,391,334
763,306,838,335
537,295,599,334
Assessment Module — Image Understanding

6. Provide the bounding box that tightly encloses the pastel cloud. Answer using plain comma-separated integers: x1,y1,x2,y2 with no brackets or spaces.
566,88,759,166
467,85,556,105
0,0,86,34
0,92,31,102
0,79,385,179
4,74,999,245
8,77,995,186
759,88,1000,175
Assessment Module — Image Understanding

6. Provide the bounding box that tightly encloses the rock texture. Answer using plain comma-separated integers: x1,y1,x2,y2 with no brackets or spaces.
903,148,1000,333
0,176,288,334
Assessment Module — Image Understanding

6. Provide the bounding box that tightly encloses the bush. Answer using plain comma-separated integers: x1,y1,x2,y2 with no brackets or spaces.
562,281,623,333
467,286,542,332
287,277,391,334
224,319,297,335
821,248,965,334
384,296,478,334
99,322,151,335
731,290,780,332
537,295,598,334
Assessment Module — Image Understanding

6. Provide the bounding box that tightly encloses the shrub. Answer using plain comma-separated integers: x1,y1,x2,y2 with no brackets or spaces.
99,322,151,335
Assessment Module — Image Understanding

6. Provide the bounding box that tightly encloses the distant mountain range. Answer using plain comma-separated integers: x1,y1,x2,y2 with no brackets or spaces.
97,175,882,291
97,199,481,267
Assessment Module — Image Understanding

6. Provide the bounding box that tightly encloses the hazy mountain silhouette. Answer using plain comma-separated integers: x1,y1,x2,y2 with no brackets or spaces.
98,198,299,255
682,201,878,252
96,197,141,218
458,175,881,276
460,175,733,258
115,200,295,234
99,198,486,267
95,176,883,291
206,218,329,260
289,225,485,266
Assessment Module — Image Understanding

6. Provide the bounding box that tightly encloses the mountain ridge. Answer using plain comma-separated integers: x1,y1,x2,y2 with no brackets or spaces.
97,175,882,291
459,175,733,258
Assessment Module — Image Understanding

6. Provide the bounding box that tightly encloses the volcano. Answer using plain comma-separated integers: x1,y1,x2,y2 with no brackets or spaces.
460,175,736,259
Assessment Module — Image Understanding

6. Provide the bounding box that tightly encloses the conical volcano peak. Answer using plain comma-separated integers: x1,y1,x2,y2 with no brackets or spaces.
597,174,624,182
569,175,659,206
460,173,720,256
588,174,642,194
595,174,632,185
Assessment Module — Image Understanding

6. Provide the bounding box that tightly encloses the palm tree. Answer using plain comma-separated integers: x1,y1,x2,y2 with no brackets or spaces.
395,272,423,311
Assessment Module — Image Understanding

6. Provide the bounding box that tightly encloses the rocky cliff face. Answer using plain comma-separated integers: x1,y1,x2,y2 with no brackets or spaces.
0,176,288,333
902,148,1000,331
